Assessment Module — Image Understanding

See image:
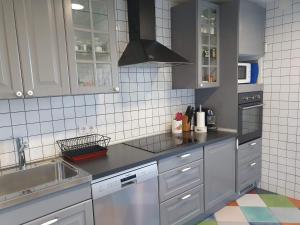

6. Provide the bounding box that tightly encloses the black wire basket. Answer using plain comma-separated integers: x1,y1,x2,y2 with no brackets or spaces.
57,134,111,162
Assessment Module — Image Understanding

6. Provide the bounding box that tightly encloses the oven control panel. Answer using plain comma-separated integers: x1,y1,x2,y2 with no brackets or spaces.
238,91,263,105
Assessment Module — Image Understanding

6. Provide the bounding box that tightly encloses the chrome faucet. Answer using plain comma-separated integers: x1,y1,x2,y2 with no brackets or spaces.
16,137,28,170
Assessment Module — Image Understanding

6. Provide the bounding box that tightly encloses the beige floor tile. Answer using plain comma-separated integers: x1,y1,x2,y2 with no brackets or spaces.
214,206,248,222
237,194,267,207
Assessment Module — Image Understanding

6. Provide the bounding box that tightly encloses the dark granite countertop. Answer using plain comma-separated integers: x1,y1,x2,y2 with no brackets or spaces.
73,131,236,180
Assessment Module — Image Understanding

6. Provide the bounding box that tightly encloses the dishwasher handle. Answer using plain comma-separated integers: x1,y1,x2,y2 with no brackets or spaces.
121,174,137,188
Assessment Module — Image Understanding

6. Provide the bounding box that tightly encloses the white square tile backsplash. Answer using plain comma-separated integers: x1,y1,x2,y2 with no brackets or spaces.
262,0,300,199
0,0,194,169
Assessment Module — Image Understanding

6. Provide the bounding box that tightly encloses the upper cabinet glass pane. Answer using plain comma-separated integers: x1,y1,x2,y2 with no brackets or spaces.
199,3,219,86
96,63,112,87
91,0,108,15
93,14,109,32
210,47,217,65
210,9,217,27
94,33,111,61
202,47,209,65
201,9,210,26
75,30,93,60
77,63,95,87
92,0,109,32
72,0,91,29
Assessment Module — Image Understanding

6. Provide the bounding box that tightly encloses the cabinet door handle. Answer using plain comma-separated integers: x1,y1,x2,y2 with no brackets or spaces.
179,153,191,159
181,167,191,173
113,86,120,92
181,194,191,200
27,90,34,96
250,142,257,146
16,91,23,97
250,162,257,167
41,218,58,225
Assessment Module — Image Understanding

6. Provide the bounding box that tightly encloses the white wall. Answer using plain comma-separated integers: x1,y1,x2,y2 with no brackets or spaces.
0,0,194,169
262,0,300,199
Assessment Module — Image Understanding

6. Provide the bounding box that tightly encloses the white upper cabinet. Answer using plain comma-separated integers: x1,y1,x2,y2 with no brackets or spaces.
14,0,70,97
64,0,119,94
0,0,23,99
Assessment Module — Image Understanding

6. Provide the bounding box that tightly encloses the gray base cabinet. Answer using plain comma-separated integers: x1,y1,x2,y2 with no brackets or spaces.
159,160,203,202
24,200,93,225
237,138,262,194
158,147,204,225
0,183,91,225
204,138,236,211
160,185,204,225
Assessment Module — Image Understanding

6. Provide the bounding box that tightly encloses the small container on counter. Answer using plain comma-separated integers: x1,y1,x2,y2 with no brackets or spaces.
172,120,183,134
182,115,191,132
172,112,183,134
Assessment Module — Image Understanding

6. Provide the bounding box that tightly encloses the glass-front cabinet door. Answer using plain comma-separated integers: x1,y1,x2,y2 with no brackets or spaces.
198,1,219,88
64,0,119,94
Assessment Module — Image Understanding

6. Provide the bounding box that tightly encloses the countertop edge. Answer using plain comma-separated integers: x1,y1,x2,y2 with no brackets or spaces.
91,132,237,180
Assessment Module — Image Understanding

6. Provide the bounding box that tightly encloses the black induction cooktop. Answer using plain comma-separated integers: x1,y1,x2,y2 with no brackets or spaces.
123,132,203,153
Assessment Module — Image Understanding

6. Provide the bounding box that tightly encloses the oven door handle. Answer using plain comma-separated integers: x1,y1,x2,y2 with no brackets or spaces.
239,104,264,110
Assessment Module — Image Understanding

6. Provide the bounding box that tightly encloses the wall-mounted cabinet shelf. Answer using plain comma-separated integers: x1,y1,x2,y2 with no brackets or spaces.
171,0,220,89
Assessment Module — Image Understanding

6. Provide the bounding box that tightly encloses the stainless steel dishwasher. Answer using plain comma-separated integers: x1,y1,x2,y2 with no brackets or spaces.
92,162,159,225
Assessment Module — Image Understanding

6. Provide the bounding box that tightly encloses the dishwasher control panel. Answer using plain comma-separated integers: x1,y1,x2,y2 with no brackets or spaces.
92,162,158,199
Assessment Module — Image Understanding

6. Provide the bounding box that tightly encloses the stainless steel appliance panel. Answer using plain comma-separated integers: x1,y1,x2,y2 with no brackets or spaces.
92,162,159,225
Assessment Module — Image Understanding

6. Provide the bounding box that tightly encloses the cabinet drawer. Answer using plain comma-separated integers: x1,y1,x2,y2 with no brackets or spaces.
159,160,203,202
24,200,93,225
160,185,204,225
237,157,261,187
158,147,203,173
238,138,262,167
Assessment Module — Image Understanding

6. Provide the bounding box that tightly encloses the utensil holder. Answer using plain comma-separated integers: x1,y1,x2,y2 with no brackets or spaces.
172,120,182,134
182,115,191,132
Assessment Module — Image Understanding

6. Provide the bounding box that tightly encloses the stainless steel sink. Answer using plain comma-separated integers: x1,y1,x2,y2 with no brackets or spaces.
0,161,78,197
0,159,91,210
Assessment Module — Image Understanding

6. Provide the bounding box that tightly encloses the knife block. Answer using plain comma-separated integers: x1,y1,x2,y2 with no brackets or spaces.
182,115,191,132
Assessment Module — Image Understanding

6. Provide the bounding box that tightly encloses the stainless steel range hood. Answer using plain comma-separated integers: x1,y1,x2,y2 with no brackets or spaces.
118,0,190,67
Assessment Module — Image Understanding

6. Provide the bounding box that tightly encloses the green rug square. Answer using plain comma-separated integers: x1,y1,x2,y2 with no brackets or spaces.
241,207,278,223
197,220,218,225
259,194,295,208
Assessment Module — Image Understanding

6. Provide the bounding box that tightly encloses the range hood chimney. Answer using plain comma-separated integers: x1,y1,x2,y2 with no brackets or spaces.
118,0,190,67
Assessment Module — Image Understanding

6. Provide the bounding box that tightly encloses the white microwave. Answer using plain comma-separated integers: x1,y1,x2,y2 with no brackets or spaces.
238,63,251,84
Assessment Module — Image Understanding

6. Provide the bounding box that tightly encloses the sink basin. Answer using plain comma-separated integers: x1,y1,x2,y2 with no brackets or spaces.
0,161,78,197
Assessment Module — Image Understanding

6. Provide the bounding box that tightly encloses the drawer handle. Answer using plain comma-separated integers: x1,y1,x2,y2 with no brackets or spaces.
41,218,58,225
250,162,257,167
180,153,191,159
250,142,257,146
181,167,191,173
181,194,191,200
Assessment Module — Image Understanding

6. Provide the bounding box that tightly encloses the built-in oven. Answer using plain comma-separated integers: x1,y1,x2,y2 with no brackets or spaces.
238,91,263,145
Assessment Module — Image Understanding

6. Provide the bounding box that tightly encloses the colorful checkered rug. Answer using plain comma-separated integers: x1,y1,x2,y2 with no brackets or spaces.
197,189,300,225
